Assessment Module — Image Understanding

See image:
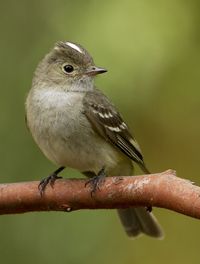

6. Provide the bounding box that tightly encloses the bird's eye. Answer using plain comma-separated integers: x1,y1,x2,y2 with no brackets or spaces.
62,64,74,74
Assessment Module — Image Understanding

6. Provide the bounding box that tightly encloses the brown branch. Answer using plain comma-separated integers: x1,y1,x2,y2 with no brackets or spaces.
0,170,200,219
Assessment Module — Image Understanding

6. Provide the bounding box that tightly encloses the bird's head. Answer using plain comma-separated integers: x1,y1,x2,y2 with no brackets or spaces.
33,41,107,91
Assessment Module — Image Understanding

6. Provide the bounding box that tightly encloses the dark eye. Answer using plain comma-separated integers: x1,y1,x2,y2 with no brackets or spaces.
62,64,74,74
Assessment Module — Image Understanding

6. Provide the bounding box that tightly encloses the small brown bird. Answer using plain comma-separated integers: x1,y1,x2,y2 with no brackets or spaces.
25,41,163,238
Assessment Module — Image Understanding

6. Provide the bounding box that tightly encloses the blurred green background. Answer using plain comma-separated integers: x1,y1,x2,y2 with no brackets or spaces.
0,0,200,263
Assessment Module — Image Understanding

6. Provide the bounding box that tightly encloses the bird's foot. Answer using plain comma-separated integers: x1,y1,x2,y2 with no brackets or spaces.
146,206,152,213
38,166,65,196
85,167,106,196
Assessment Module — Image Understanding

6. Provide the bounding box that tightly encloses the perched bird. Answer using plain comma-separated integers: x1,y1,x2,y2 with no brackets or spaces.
25,41,163,238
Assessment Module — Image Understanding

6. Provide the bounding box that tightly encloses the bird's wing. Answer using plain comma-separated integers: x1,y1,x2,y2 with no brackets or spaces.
83,90,150,173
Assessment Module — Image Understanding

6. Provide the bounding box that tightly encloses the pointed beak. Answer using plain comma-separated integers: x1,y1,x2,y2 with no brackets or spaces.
85,66,107,76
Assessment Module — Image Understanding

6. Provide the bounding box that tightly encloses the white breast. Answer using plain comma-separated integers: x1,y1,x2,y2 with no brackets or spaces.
26,87,129,174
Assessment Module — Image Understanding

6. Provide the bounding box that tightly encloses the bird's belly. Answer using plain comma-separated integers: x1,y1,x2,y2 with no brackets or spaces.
35,119,122,173
50,134,119,172
26,90,125,174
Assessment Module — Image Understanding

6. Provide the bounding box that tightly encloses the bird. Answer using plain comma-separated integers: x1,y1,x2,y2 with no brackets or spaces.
25,41,163,239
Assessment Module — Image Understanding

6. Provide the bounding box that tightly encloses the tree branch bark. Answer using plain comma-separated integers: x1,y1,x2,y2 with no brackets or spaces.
0,170,199,219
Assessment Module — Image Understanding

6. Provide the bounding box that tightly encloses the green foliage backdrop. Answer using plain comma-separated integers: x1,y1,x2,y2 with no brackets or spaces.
0,1,200,263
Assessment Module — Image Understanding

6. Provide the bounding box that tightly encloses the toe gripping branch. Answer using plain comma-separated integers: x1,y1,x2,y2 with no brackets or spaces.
38,166,106,197
85,167,106,196
38,166,65,196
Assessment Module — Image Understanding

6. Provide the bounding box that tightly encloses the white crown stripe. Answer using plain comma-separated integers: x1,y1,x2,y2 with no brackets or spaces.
65,42,83,54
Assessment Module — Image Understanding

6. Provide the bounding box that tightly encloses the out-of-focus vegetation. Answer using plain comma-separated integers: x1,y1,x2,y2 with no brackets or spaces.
0,1,200,263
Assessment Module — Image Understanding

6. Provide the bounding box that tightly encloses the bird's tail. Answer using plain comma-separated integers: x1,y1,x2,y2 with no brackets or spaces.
117,207,164,239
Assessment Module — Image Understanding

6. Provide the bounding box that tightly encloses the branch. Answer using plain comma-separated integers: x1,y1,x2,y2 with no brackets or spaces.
0,170,200,219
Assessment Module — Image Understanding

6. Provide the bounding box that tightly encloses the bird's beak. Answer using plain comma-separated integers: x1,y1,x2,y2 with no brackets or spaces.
85,66,107,76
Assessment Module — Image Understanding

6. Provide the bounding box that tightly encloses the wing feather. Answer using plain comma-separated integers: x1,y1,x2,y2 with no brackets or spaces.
83,90,149,173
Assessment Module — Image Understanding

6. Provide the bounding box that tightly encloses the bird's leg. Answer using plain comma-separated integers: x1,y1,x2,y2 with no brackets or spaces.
38,166,65,196
146,206,152,213
85,166,106,196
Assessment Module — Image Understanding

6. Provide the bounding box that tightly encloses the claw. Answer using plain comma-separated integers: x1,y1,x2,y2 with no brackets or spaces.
38,166,65,196
85,167,106,197
146,206,152,213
